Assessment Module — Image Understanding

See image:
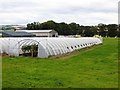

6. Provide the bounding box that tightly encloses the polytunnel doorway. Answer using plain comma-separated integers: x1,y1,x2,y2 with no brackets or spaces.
18,39,39,57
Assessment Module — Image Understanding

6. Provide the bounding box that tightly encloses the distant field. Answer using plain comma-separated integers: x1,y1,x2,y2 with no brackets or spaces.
2,38,118,88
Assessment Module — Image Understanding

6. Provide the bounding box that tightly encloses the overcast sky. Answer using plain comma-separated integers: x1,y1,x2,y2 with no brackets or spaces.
0,0,119,25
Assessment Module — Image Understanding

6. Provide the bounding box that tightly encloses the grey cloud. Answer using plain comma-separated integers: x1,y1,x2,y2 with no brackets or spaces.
51,5,117,15
0,0,41,13
0,0,118,25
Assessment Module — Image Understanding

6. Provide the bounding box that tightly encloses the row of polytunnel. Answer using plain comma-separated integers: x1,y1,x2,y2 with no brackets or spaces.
0,37,103,58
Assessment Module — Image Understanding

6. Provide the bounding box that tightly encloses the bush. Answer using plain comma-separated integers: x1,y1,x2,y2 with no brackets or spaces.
21,44,38,57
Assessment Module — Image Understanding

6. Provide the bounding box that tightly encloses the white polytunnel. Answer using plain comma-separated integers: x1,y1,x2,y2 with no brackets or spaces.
0,37,103,58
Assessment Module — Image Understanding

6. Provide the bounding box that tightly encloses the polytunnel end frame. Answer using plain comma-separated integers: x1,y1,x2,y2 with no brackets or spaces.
17,39,49,58
17,39,40,57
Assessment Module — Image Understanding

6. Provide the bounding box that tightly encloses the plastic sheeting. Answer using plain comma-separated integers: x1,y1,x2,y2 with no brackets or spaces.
0,37,102,58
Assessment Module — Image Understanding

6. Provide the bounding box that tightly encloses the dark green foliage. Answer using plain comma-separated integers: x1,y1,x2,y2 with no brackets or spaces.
21,44,38,57
107,24,118,37
26,20,119,37
117,24,120,37
98,24,107,37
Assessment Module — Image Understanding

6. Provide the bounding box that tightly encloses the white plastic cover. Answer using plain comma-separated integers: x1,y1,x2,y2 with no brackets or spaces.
0,37,102,58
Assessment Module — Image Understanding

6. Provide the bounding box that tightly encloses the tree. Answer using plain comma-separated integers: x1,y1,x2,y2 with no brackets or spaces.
26,20,118,37
58,22,71,35
117,25,120,37
107,24,117,37
98,23,107,37
69,22,80,35
83,26,94,37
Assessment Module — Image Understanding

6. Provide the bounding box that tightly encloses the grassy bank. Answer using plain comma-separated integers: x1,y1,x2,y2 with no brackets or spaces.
2,38,118,88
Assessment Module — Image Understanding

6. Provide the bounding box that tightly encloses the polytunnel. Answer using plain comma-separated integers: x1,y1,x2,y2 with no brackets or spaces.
0,37,102,58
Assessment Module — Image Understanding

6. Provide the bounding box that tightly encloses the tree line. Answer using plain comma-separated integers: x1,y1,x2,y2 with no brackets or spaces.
26,20,120,37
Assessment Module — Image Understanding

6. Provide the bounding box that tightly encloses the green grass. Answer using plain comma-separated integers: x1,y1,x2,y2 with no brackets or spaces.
2,38,118,88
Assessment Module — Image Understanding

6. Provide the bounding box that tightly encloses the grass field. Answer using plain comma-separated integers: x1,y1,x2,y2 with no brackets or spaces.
2,38,118,88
